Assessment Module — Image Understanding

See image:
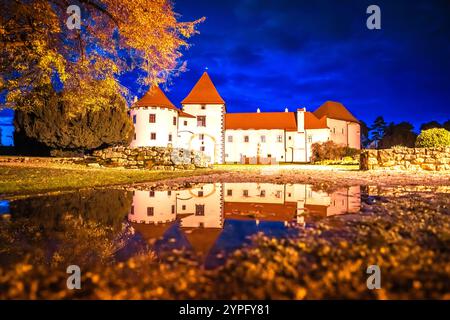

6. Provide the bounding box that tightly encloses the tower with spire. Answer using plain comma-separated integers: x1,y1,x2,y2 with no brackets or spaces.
129,85,180,148
180,72,226,164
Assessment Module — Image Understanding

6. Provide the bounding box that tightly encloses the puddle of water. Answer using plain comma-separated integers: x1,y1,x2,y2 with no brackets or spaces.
0,183,362,268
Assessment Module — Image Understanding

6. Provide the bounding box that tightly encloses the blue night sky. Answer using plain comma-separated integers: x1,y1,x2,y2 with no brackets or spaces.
1,0,449,138
164,0,449,130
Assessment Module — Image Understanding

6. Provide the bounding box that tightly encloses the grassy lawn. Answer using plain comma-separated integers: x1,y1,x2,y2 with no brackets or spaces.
0,164,214,197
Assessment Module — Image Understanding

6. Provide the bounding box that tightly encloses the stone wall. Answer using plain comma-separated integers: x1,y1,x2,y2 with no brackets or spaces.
91,146,210,170
360,147,450,171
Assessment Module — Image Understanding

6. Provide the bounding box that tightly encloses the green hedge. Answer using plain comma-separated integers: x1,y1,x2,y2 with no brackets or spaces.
415,128,450,148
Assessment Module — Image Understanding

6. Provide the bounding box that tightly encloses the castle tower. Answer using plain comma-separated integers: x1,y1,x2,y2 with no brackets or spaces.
130,85,179,148
181,72,226,164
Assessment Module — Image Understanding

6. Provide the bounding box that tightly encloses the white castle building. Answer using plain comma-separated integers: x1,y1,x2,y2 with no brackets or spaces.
130,72,360,164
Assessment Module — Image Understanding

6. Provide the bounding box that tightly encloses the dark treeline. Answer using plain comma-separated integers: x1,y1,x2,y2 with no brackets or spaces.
360,117,450,149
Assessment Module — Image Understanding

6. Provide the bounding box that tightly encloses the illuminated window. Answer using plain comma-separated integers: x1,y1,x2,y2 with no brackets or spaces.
197,116,206,127
195,204,205,216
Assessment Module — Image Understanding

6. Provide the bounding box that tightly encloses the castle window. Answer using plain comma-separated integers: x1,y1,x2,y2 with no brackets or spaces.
149,191,155,197
184,120,188,126
342,128,344,134
167,191,171,196
244,136,249,143
198,191,204,197
149,114,156,123
277,135,283,143
243,190,249,197
276,191,282,198
200,146,205,152
133,133,136,140
151,133,156,140
260,190,266,197
173,117,177,126
168,134,172,142
199,134,204,140
182,205,186,210
227,189,233,196
197,116,206,127
147,207,154,216
260,135,266,143
171,205,175,214
195,205,205,216
201,105,206,110
130,206,134,215
288,136,292,140
308,135,312,143
133,115,137,124
228,136,233,143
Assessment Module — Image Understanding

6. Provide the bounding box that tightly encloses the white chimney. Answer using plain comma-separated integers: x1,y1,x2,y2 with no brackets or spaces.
257,108,261,113
285,107,289,112
296,107,306,132
133,96,138,103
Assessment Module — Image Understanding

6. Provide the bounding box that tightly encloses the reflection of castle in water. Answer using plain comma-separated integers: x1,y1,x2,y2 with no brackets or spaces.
128,183,360,265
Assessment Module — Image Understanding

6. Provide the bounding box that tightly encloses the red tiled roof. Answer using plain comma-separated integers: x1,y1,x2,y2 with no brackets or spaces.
179,110,196,118
181,72,225,104
224,202,297,221
313,101,359,123
304,112,328,129
134,85,177,110
225,112,298,131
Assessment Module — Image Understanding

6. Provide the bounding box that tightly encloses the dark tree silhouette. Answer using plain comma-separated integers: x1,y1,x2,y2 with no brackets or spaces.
359,120,370,148
369,116,387,148
443,120,450,131
379,122,417,148
420,121,442,131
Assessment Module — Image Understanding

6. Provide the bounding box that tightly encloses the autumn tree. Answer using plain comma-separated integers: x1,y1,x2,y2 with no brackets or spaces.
0,0,203,153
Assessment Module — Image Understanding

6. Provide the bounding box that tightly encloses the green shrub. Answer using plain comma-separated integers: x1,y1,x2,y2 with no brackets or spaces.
415,128,450,148
311,141,360,163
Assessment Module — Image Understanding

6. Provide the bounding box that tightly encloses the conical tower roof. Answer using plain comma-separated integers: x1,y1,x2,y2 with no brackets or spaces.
134,85,177,110
181,72,225,105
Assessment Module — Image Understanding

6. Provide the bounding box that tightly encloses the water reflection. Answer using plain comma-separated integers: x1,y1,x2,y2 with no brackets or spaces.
127,183,361,267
